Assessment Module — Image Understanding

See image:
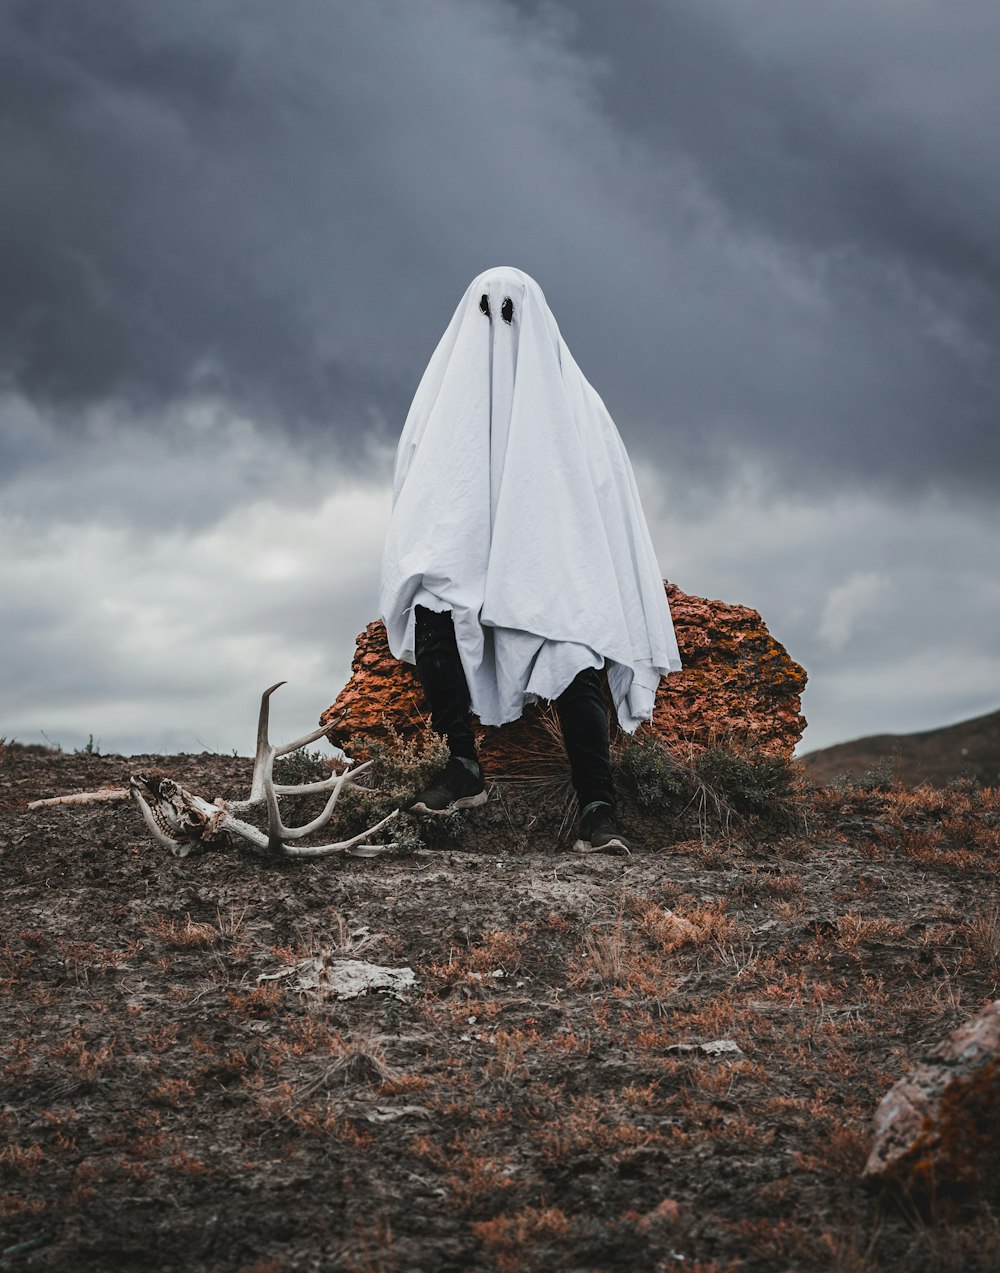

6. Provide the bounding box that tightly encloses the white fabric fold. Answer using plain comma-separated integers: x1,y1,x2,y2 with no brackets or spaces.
379,266,681,731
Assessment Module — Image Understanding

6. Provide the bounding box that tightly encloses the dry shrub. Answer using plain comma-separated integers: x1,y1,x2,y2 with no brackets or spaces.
543,911,572,934
834,913,910,952
669,994,741,1039
472,1206,571,1273
148,1077,197,1109
0,1144,45,1176
822,1124,871,1179
533,1092,663,1164
226,982,284,1019
814,1219,880,1273
0,1194,49,1221
426,924,530,983
442,1151,516,1210
18,929,50,952
342,1215,398,1273
896,1208,1000,1273
485,1028,541,1083
324,1033,400,1087
336,725,454,849
631,898,702,951
567,917,670,996
282,912,389,969
860,785,1000,874
138,1022,180,1051
276,1015,341,1057
276,1031,401,1106
615,730,807,839
377,1072,431,1097
466,926,530,975
632,892,735,949
145,913,221,950
895,829,975,872
794,1120,872,1180
961,903,1000,983
275,1100,375,1145
48,1033,117,1079
712,938,760,978
166,1149,210,1177
731,1214,811,1264
568,889,735,995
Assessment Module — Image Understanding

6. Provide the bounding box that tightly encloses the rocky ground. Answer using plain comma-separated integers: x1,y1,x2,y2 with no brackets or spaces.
3,743,1000,1272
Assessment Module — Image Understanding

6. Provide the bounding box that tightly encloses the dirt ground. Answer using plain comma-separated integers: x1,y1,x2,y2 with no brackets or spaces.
3,744,1000,1272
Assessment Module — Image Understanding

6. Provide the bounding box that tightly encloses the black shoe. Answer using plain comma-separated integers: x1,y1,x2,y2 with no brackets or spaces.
573,802,631,855
409,756,487,816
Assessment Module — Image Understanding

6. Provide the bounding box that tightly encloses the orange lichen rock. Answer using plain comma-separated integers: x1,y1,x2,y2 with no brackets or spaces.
862,1000,1000,1208
319,582,807,772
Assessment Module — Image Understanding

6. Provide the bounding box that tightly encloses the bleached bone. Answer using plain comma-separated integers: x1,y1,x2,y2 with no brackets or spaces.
33,683,398,860
29,788,129,809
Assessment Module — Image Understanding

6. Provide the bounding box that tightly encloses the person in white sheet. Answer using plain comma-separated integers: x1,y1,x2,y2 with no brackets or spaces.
379,267,681,853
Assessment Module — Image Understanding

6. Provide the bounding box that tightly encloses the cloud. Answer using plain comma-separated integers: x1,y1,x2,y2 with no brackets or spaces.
2,443,391,754
819,572,891,652
5,439,998,755
1,0,647,443
2,0,999,501
635,463,1000,749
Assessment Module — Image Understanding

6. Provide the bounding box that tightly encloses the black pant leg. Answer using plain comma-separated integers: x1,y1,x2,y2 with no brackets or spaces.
555,667,616,812
413,607,478,762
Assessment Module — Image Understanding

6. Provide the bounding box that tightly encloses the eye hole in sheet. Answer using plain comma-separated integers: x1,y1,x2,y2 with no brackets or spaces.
479,294,491,318
501,297,514,324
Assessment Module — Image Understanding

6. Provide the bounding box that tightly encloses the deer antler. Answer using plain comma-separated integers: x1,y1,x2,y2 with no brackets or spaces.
128,682,399,859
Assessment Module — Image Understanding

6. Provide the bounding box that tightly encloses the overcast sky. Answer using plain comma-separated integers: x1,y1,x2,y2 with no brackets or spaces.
2,0,998,758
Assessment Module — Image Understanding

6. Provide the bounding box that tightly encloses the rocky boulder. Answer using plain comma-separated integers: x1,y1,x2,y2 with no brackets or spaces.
320,582,807,772
862,1000,1000,1207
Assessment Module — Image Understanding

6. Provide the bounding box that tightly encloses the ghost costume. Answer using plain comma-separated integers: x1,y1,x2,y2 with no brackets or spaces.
379,266,680,742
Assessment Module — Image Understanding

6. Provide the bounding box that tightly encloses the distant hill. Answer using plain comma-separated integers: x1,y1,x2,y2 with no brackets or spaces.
801,707,1000,788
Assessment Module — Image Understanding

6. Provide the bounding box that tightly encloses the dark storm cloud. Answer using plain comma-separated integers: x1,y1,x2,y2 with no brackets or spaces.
2,0,998,501
509,0,1000,489
0,0,401,435
1,0,627,428
540,0,1000,282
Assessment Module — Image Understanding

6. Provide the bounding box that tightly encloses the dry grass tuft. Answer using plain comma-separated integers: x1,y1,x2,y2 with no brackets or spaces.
145,913,223,949
472,1206,571,1273
961,903,1000,985
567,916,670,996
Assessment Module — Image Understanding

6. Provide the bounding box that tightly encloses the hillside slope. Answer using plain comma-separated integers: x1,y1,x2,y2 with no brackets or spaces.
801,706,1000,788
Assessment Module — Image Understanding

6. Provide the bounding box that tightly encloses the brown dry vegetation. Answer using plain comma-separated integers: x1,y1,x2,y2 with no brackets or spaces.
2,743,1000,1271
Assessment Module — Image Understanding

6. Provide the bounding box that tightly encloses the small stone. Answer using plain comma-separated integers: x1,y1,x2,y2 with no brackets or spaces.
257,957,416,1000
862,999,1000,1205
700,1039,744,1057
666,1038,744,1057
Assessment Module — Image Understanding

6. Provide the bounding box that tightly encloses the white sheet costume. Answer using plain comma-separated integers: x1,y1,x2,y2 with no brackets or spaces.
379,267,681,732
